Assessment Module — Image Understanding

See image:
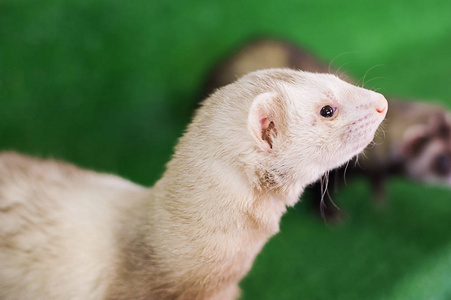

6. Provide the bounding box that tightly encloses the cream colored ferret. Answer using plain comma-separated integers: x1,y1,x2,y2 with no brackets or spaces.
0,69,387,300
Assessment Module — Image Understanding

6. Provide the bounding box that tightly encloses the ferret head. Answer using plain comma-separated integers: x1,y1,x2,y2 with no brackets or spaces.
401,111,451,185
239,69,388,198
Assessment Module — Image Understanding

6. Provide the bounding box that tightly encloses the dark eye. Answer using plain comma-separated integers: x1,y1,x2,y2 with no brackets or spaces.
320,105,335,118
433,154,451,176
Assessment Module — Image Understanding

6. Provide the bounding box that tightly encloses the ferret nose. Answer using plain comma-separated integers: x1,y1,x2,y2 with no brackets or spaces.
375,95,388,114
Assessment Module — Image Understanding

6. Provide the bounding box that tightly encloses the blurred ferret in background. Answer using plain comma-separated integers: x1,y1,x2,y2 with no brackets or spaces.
202,39,351,97
202,38,451,221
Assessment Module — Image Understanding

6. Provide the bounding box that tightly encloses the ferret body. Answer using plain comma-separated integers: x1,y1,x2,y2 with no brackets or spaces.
204,39,451,219
0,69,387,299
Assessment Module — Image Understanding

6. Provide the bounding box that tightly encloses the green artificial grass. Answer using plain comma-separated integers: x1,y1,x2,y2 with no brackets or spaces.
1,0,451,298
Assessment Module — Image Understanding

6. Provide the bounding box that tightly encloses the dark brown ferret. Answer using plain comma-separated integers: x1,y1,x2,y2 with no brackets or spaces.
202,38,451,220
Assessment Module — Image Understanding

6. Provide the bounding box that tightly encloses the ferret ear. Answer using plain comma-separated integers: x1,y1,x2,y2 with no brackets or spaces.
248,93,280,151
402,125,430,157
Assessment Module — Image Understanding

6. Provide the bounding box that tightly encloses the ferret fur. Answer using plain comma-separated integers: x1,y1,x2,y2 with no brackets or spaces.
0,69,387,299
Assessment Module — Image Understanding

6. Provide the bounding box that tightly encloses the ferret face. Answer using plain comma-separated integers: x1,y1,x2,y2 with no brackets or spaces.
247,71,387,187
408,141,451,184
288,74,387,178
402,113,451,185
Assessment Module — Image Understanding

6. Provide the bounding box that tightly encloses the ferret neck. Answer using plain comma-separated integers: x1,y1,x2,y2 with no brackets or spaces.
151,155,288,234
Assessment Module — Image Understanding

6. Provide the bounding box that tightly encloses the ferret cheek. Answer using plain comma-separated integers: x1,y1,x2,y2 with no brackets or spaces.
310,117,317,127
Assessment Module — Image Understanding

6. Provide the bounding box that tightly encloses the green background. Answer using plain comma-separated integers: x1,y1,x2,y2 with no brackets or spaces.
1,0,451,298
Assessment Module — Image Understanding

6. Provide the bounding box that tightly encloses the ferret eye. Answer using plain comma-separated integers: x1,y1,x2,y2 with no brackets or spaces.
433,154,451,176
320,105,335,118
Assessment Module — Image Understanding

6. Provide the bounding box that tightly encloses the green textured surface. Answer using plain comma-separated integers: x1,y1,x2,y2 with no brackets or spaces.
1,0,451,299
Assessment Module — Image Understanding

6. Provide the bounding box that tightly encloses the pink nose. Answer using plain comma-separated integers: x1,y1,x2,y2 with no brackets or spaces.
376,95,388,114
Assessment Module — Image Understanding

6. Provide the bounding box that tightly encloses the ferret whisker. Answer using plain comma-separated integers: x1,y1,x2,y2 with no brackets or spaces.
359,64,384,88
335,63,350,78
374,123,387,141
363,76,387,89
319,171,330,221
371,139,384,146
328,51,357,74
359,150,368,160
354,154,361,168
326,185,340,211
373,129,386,143
343,161,350,186
372,88,382,93
365,141,377,149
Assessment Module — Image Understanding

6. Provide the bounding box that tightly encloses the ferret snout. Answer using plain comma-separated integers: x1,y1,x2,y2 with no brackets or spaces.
375,95,388,114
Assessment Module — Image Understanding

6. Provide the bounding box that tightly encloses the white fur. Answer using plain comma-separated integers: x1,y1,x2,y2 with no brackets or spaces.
0,69,387,299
